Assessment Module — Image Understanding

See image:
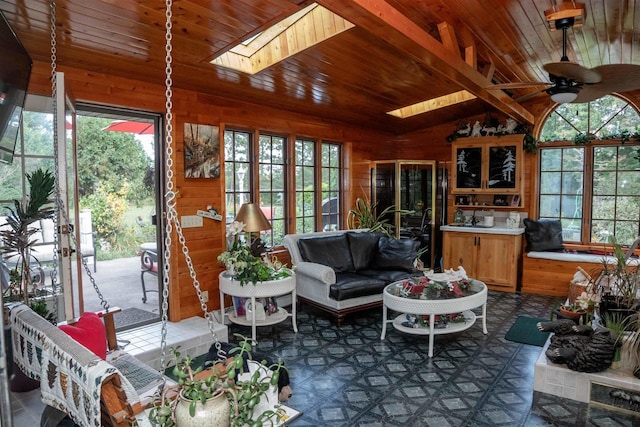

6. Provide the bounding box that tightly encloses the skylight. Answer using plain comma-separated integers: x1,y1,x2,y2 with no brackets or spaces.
387,91,477,118
211,3,354,75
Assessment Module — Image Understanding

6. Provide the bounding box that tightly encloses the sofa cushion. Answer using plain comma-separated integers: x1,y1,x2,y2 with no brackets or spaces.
357,268,417,283
346,231,383,271
372,237,420,272
329,273,387,300
298,234,355,273
523,219,564,252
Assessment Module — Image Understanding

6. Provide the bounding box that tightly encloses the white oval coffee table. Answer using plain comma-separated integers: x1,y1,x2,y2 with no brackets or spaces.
381,279,488,357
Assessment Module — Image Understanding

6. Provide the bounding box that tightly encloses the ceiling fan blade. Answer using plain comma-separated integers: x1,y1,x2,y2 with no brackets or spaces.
515,88,549,103
569,64,640,103
590,64,640,93
487,82,551,90
544,62,602,84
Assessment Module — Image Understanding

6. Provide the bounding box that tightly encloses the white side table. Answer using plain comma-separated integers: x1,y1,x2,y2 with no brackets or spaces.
218,272,297,342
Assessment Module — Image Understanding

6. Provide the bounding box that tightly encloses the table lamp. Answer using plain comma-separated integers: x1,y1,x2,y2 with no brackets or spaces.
235,203,272,256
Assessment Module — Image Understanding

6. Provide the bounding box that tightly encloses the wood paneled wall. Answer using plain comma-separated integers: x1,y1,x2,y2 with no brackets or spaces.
27,61,394,321
26,59,640,317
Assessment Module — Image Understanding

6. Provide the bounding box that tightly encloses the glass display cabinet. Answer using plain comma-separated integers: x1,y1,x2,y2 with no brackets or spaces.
372,160,437,268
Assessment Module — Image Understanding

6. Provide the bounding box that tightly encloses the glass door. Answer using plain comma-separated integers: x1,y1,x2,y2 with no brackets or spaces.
55,71,83,320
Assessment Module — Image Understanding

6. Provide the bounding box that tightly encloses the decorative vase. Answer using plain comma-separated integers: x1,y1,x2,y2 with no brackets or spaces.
174,390,230,427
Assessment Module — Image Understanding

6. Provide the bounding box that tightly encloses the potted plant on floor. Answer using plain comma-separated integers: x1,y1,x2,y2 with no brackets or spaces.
594,237,640,323
1,168,56,306
149,335,286,427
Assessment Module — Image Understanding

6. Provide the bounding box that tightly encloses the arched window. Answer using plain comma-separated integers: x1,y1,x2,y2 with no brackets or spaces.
537,95,640,246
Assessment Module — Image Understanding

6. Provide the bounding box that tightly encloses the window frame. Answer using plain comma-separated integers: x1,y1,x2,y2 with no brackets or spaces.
224,127,344,246
537,95,640,247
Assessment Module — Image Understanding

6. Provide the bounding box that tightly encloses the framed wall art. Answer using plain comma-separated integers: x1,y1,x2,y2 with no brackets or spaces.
183,123,220,178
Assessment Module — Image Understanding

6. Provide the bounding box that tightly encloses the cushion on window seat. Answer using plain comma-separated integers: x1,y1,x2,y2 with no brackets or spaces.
523,219,564,252
329,273,386,301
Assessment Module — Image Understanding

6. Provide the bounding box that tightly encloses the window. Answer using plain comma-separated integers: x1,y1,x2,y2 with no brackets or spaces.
538,95,640,246
258,134,286,247
224,129,342,245
224,129,251,222
321,142,341,231
295,138,315,233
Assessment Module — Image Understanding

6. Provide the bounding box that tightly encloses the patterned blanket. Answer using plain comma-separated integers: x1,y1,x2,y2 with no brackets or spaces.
10,304,139,427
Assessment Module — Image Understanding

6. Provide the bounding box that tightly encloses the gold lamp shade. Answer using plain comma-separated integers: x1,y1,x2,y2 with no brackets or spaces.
234,203,272,232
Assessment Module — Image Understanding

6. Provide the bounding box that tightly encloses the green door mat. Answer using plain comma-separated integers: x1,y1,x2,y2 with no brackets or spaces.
505,316,551,347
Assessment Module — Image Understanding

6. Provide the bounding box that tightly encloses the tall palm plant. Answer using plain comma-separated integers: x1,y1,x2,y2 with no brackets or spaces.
0,168,56,305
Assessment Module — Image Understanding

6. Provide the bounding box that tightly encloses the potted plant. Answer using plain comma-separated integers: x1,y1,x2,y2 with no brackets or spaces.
218,221,292,286
0,168,56,306
594,237,640,322
149,335,286,427
347,195,412,237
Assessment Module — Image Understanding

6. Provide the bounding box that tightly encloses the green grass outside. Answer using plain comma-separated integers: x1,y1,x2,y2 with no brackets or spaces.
96,202,157,261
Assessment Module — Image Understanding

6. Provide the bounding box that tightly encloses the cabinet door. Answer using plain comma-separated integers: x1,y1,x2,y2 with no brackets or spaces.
475,234,517,287
453,145,482,190
486,142,521,193
443,232,477,274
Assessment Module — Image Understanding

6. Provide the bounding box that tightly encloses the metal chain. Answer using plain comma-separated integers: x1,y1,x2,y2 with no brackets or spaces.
49,0,60,323
49,1,110,317
160,0,221,371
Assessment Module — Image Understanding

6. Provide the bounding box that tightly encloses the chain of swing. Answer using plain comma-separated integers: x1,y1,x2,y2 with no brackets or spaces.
49,1,111,323
48,0,223,372
160,0,223,369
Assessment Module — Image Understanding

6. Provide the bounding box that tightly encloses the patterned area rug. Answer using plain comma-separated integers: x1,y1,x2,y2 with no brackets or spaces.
113,307,158,329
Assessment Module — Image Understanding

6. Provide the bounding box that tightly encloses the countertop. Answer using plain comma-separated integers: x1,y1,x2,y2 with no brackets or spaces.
440,225,525,235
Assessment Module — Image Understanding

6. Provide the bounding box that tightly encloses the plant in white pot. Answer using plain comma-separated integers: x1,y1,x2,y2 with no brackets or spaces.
218,221,292,286
149,335,286,427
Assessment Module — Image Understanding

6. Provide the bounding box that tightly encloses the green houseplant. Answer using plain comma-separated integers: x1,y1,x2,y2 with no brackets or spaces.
0,168,56,305
347,196,412,237
149,335,286,427
595,237,640,319
218,221,292,286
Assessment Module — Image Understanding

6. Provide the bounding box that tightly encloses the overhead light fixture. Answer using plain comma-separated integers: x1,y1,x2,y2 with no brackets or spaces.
549,90,578,104
547,79,580,103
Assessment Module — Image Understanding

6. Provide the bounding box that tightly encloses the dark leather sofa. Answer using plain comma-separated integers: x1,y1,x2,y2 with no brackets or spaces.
283,230,420,325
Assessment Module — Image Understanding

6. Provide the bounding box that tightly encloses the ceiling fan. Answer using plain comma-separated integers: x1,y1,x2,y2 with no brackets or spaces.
489,2,640,104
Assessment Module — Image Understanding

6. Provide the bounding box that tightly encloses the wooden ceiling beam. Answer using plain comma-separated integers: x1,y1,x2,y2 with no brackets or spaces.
318,0,534,124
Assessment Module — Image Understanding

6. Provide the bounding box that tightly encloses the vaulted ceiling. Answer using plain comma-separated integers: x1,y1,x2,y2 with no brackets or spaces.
2,1,640,135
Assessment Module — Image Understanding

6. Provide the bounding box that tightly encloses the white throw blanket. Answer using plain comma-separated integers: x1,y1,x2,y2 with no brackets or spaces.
10,304,139,427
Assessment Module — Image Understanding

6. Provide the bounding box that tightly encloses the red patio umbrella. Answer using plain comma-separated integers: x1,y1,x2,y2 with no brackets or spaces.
102,120,154,135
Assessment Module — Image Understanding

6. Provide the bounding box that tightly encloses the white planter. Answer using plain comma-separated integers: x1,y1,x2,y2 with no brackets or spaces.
175,390,230,427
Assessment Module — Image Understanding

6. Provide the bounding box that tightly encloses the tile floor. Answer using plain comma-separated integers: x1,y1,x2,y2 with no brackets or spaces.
8,290,640,426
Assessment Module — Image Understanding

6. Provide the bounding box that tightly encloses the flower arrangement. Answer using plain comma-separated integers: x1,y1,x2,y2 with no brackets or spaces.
217,221,292,286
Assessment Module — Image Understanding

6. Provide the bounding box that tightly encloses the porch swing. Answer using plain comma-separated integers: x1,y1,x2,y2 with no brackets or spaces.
8,1,228,425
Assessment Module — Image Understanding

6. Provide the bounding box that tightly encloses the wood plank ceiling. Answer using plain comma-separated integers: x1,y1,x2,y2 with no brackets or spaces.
2,0,640,135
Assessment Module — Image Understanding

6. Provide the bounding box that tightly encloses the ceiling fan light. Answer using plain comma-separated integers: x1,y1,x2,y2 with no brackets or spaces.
550,91,578,103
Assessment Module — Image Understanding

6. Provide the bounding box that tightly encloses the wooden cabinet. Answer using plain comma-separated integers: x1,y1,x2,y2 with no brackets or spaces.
451,135,524,208
443,231,522,292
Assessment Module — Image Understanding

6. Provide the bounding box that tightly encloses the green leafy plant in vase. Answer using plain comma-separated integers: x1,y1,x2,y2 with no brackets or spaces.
218,221,292,286
149,335,286,427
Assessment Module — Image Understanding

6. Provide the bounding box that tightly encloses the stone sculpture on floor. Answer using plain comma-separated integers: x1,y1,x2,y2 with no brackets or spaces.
537,319,618,373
